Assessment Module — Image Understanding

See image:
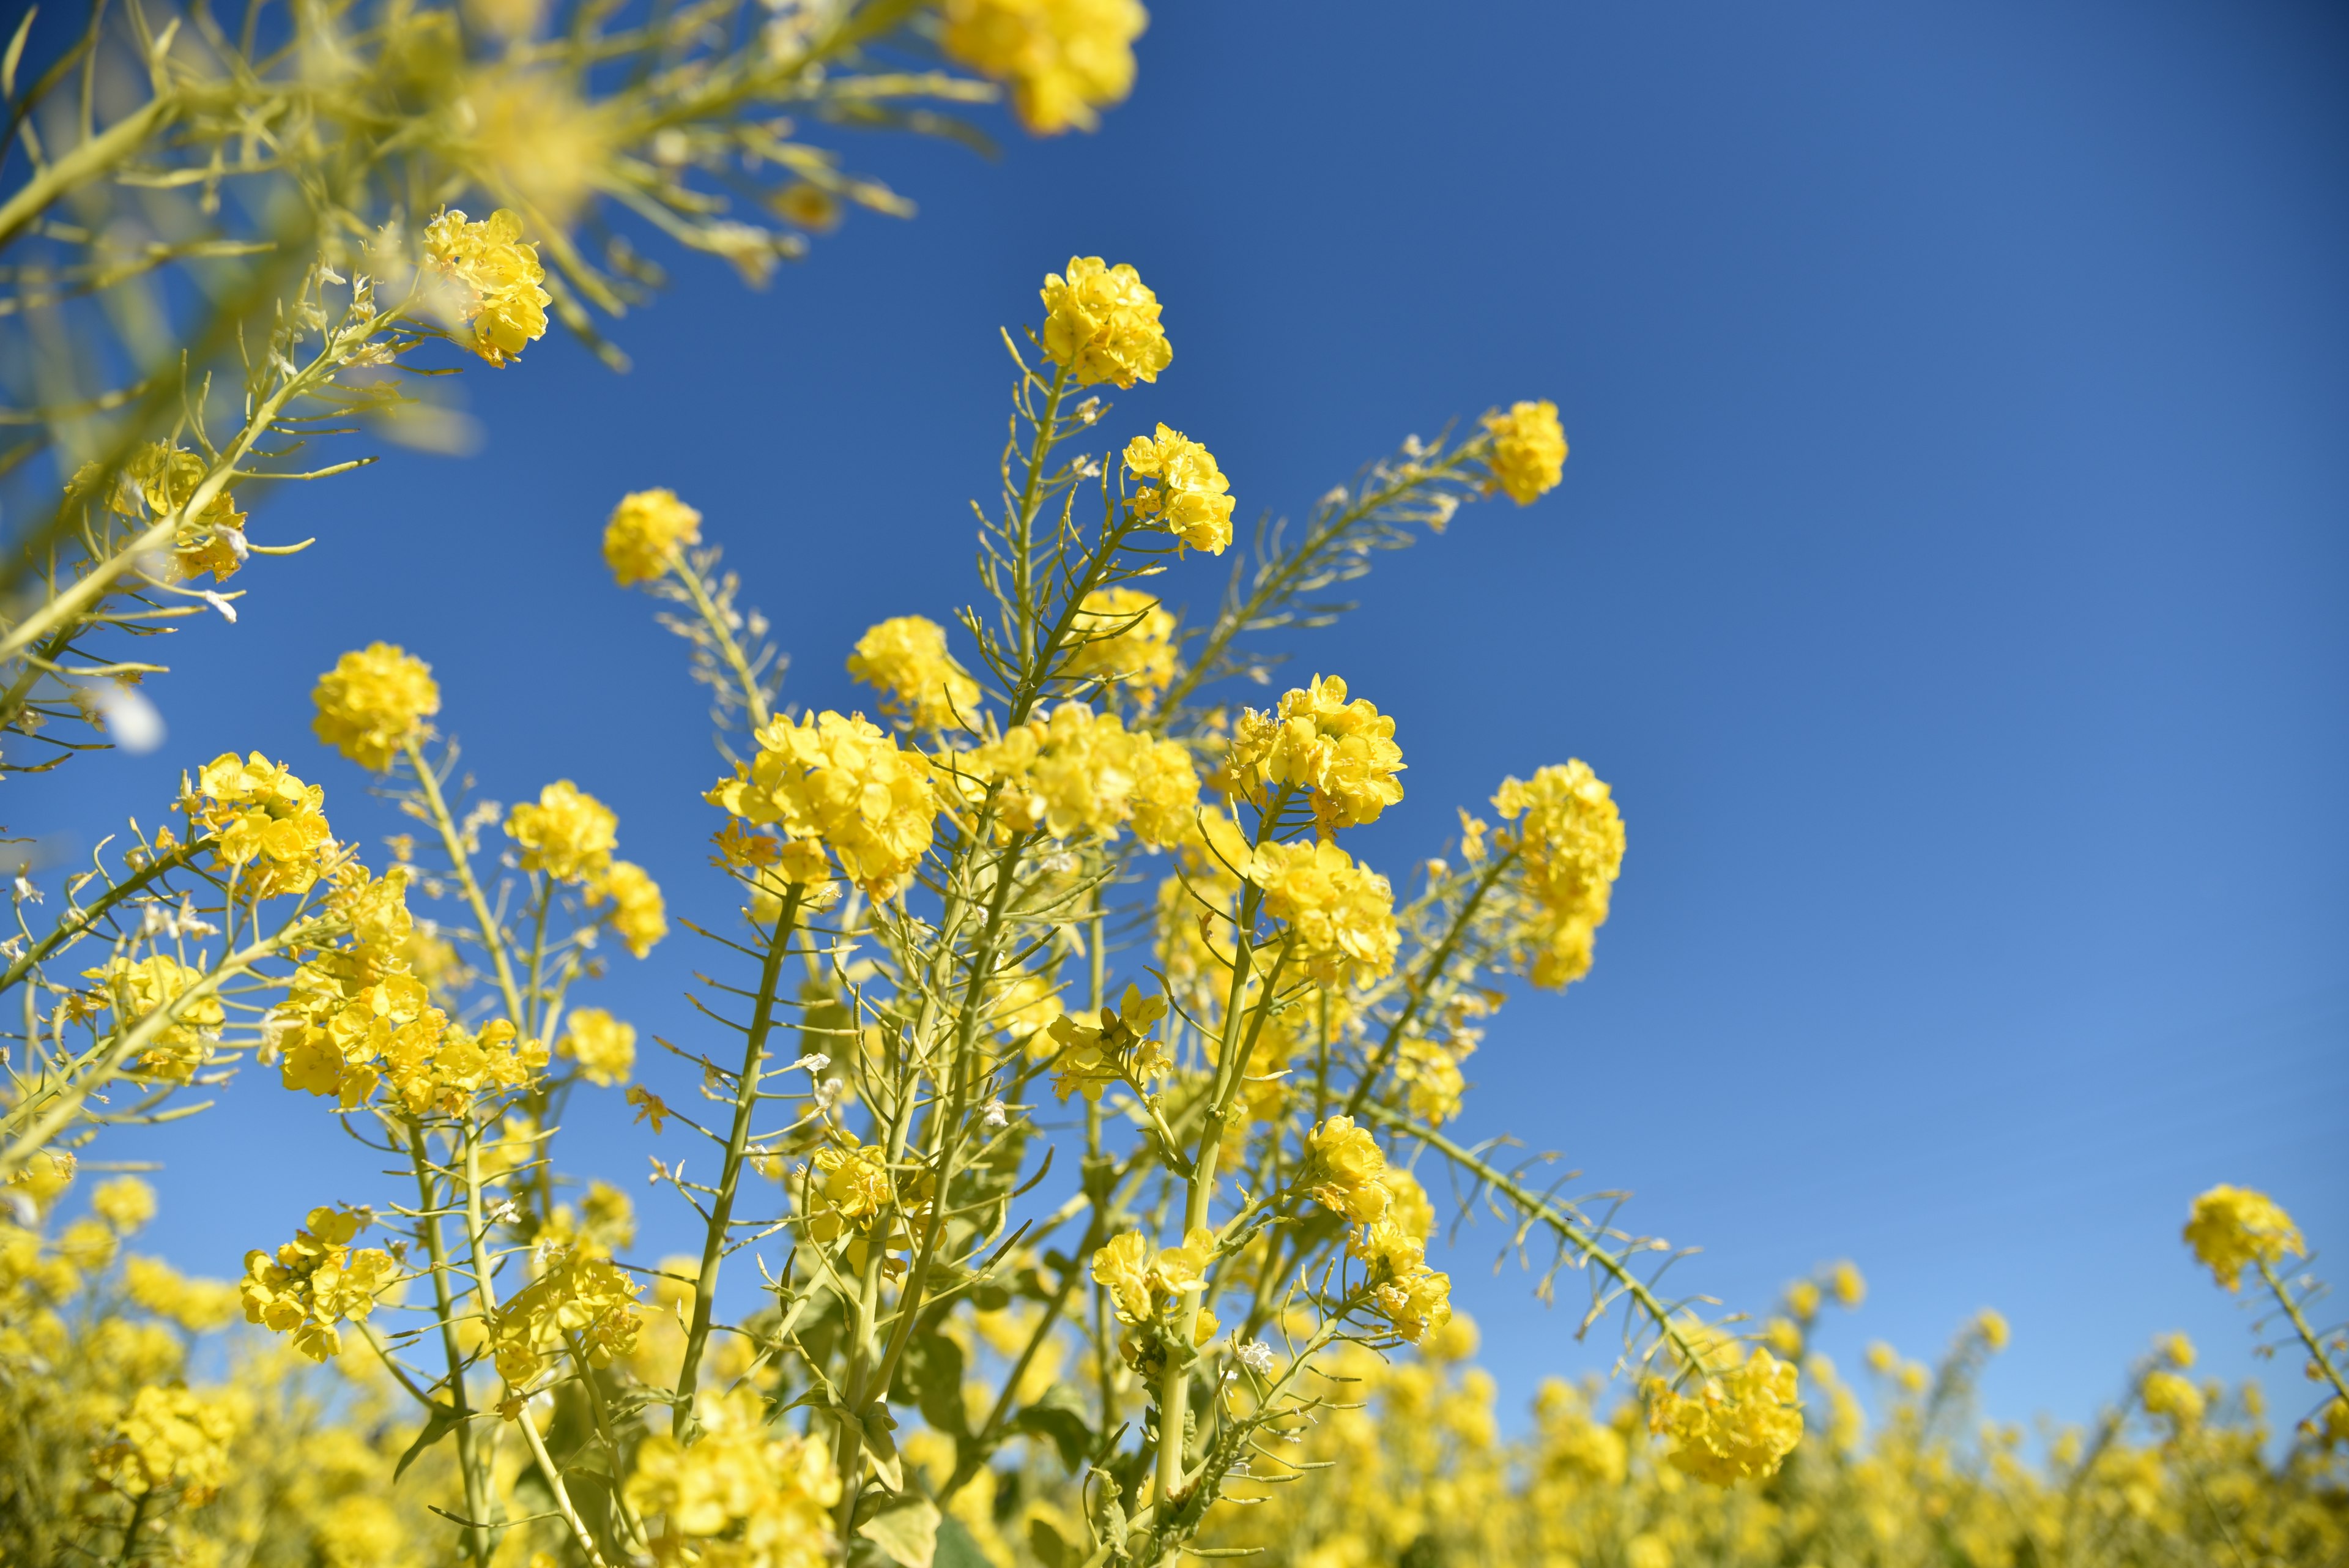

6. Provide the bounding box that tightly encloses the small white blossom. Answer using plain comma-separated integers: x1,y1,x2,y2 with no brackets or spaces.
12,875,40,904
788,1052,831,1074
981,1098,1009,1130
176,901,218,937
199,590,237,623
1236,1338,1276,1377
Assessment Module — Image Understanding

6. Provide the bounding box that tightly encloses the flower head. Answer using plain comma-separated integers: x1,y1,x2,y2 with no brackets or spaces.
2184,1184,2304,1290
422,207,549,365
181,752,337,901
312,643,440,770
1225,675,1403,833
708,712,939,900
1492,760,1624,990
941,0,1147,135
960,701,1198,845
506,781,618,885
239,1206,397,1361
1040,256,1171,389
1299,1115,1388,1224
1123,423,1233,554
489,1243,642,1382
1245,839,1398,988
79,955,226,1082
89,1385,245,1504
1481,399,1567,505
1092,1225,1216,1325
625,1384,841,1565
1647,1347,1804,1485
1047,984,1170,1101
848,615,981,732
560,1006,636,1087
603,488,702,587
592,860,667,956
1065,587,1179,698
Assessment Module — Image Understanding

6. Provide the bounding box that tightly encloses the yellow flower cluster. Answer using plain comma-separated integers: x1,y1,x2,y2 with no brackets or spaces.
91,1177,157,1232
592,860,668,956
1225,675,1405,833
238,1207,396,1361
848,615,981,731
505,780,618,884
709,711,940,900
1047,984,1170,1101
960,701,1199,844
1645,1347,1804,1484
940,0,1146,135
1123,422,1235,554
603,488,703,586
557,1006,636,1087
1481,399,1568,505
2140,1369,2205,1428
1300,1115,1389,1224
87,1384,246,1504
1490,760,1625,989
78,956,225,1083
488,1243,641,1383
625,1385,841,1568
1064,586,1179,697
311,644,439,771
1245,839,1399,986
2184,1184,2304,1290
1348,1184,1453,1345
122,1255,239,1332
108,442,247,582
1040,256,1171,389
801,1135,931,1279
421,207,549,366
1093,1226,1215,1331
180,752,337,901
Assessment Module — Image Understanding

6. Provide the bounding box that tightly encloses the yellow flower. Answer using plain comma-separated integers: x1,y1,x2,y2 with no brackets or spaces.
1830,1260,1866,1308
1039,256,1171,389
311,643,440,771
559,1007,636,1087
89,1384,246,1504
1647,1347,1804,1485
1047,984,1170,1101
1349,1218,1453,1345
422,207,549,366
1225,675,1404,833
1300,1116,1389,1224
1481,399,1567,505
1786,1280,1821,1321
506,781,618,885
1245,839,1400,987
181,752,336,901
123,1255,239,1332
2184,1184,2304,1290
1492,760,1624,990
592,860,668,956
79,955,226,1082
2160,1331,2195,1368
603,488,702,587
108,442,248,582
941,0,1146,135
1091,1226,1215,1324
1977,1309,2010,1352
961,701,1198,845
848,615,981,731
488,1243,642,1382
2142,1369,2205,1428
1064,586,1179,697
625,1384,841,1567
239,1206,397,1361
708,711,940,900
92,1177,157,1233
1123,423,1234,554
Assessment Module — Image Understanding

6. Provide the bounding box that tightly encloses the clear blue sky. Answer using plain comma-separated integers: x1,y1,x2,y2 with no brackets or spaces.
24,0,2348,1438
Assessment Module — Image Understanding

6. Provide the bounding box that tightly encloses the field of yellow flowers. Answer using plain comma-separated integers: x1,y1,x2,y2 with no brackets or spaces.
0,1,2342,1564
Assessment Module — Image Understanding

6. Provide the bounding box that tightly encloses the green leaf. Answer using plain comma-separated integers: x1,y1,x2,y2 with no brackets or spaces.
858,1496,941,1568
935,1516,992,1568
1010,1392,1094,1473
1026,1515,1070,1568
894,1330,969,1436
393,1402,464,1482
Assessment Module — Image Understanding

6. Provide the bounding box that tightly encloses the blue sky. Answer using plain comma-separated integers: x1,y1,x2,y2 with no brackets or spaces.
21,0,2348,1438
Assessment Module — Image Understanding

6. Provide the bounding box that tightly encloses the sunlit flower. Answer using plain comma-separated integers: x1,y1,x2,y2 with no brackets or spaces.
2184,1184,2304,1290
848,615,981,731
1040,256,1170,389
1481,399,1567,505
604,488,702,587
1123,423,1234,554
312,643,440,770
941,0,1147,135
422,207,549,366
559,1006,636,1087
506,781,618,885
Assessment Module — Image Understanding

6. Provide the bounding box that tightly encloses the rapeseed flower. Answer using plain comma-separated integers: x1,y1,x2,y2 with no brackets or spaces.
239,1206,397,1361
421,207,549,366
1646,1347,1803,1485
87,1384,245,1503
603,488,702,587
311,644,440,770
1481,399,1567,505
1301,1116,1388,1224
2185,1184,2304,1290
591,860,668,956
558,1006,636,1086
1065,586,1179,697
1123,423,1234,554
181,752,336,901
79,956,225,1082
625,1384,840,1568
505,781,618,884
488,1243,641,1382
708,711,940,899
848,615,981,731
1245,839,1399,987
941,0,1146,135
962,701,1198,844
1040,256,1170,389
1225,675,1405,834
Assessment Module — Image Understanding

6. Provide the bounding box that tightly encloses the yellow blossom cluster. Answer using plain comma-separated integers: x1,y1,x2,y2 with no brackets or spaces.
122,1255,240,1332
603,488,703,586
78,955,225,1082
506,780,618,884
847,614,981,731
959,700,1198,844
1123,422,1235,554
237,1207,396,1361
1347,1181,1453,1345
488,1243,642,1383
558,1006,636,1086
1489,760,1625,989
1245,838,1399,987
592,860,669,956
1225,675,1405,833
1040,256,1171,389
1645,1347,1804,1484
105,442,247,582
421,207,549,366
311,643,440,771
625,1384,841,1568
1064,586,1179,697
1047,984,1171,1101
1480,398,1568,505
2140,1369,2206,1428
709,711,940,899
91,1177,157,1232
1092,1227,1216,1342
180,752,337,901
87,1383,247,1504
2184,1184,2304,1290
1300,1115,1389,1224
940,0,1146,135
800,1135,930,1279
